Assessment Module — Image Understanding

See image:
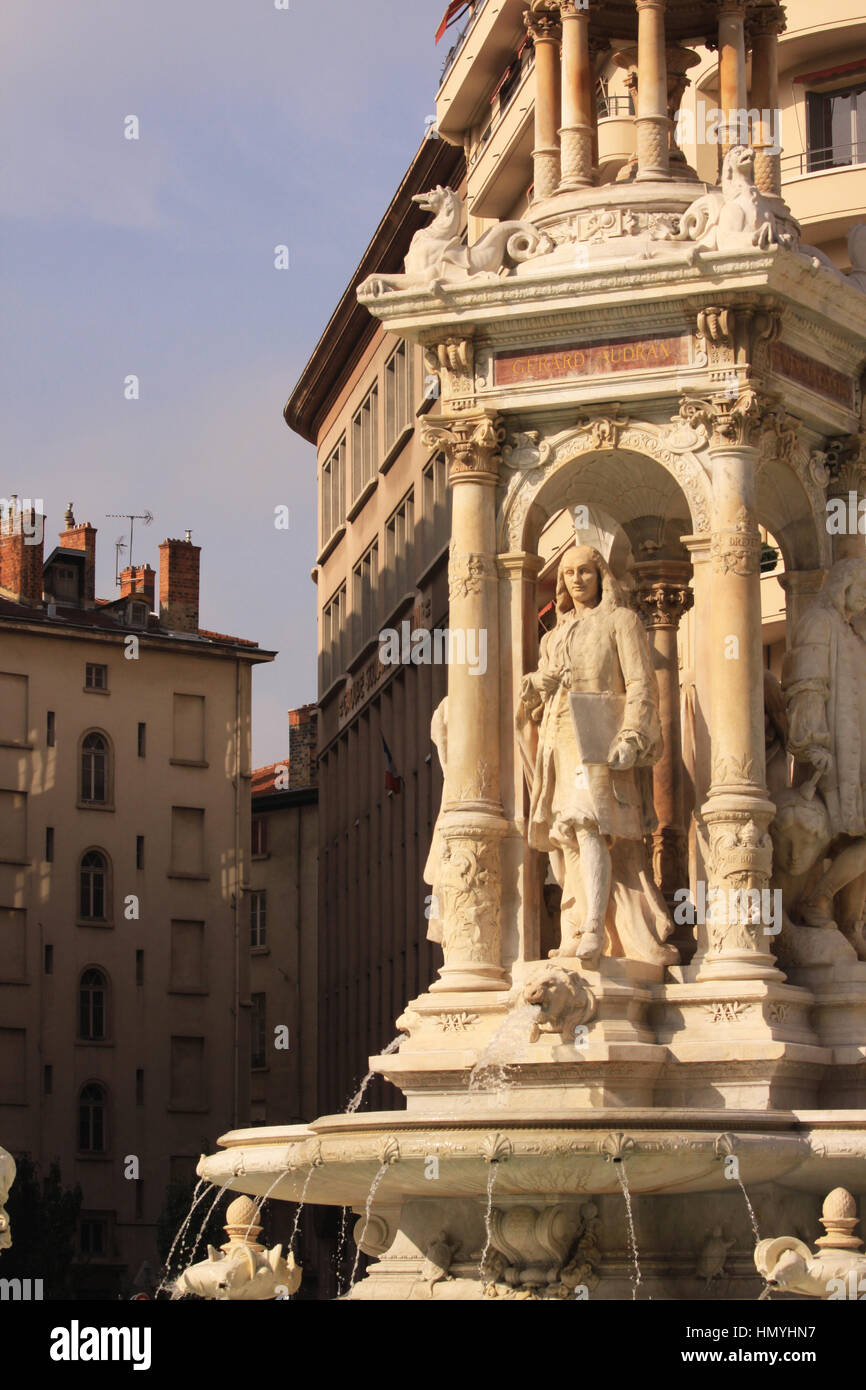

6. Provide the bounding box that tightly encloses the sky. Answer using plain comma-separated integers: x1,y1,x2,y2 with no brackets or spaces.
1,0,449,767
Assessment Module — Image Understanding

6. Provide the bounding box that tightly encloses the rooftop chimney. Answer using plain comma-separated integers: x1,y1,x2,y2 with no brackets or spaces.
159,535,200,633
288,703,318,789
0,497,45,607
58,504,96,605
120,564,156,610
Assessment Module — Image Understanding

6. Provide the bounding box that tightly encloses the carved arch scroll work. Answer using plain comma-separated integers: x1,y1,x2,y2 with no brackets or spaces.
499,420,713,551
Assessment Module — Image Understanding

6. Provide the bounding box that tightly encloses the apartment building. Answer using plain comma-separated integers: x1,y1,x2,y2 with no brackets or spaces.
0,501,274,1297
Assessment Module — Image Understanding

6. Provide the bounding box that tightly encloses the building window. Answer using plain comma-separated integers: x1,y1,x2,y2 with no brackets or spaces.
250,993,266,1069
45,826,54,862
79,1214,108,1256
321,434,346,548
78,1083,107,1152
251,817,268,856
47,710,55,747
352,540,379,652
807,83,866,170
85,663,108,691
351,384,379,501
250,891,267,948
80,731,110,804
137,722,146,757
129,602,148,627
135,949,144,986
79,968,108,1040
384,489,414,614
136,835,144,869
136,1068,144,1105
44,944,53,974
422,452,449,562
322,583,346,690
384,342,413,453
79,850,109,921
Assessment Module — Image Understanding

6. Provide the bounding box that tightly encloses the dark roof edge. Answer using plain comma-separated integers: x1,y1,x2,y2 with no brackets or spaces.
252,786,318,810
283,137,465,445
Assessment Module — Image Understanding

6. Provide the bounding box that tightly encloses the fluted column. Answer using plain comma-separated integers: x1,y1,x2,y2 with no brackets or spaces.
525,1,562,200
718,0,747,158
748,4,785,195
420,411,509,993
697,393,781,982
559,1,594,190
635,0,671,180
632,561,694,946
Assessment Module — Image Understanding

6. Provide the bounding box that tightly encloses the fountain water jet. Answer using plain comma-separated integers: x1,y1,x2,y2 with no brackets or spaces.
345,1036,402,1114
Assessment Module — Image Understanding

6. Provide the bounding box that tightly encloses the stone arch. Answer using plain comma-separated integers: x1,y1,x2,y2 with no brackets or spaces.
499,420,712,554
755,445,831,573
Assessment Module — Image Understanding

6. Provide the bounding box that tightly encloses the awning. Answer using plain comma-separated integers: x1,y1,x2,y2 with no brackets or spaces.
436,1,471,43
794,58,866,84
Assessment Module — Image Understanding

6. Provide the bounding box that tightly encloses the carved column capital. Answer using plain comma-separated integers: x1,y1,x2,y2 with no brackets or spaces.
745,2,786,40
524,0,562,42
421,412,506,485
631,561,694,627
684,389,781,451
824,434,866,495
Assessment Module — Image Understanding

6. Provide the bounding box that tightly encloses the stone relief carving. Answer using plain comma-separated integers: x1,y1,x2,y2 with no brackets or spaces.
437,835,502,965
357,187,554,298
424,337,476,411
515,545,678,966
696,1227,735,1287
501,430,554,472
711,506,763,576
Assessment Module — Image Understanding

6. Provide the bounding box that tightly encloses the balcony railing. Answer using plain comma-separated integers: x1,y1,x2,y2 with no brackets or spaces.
781,139,866,176
597,94,635,119
469,47,536,166
439,0,491,86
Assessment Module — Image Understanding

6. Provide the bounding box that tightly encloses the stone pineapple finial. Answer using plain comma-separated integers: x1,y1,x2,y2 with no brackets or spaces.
815,1187,862,1251
222,1195,263,1250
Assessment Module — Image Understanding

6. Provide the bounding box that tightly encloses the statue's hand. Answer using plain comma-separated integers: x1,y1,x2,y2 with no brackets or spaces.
608,740,637,771
804,746,833,777
534,670,561,697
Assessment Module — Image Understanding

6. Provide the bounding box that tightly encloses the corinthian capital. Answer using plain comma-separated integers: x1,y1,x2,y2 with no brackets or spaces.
421,412,507,483
681,389,779,450
524,0,562,42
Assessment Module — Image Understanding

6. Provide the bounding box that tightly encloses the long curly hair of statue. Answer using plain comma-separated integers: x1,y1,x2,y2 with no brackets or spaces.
819,557,866,617
554,544,624,619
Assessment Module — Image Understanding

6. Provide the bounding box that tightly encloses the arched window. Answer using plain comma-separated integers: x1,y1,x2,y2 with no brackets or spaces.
78,1082,107,1152
80,732,109,804
78,968,107,1040
79,850,108,921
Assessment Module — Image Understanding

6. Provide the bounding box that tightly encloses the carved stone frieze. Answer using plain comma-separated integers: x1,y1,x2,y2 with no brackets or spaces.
711,506,763,576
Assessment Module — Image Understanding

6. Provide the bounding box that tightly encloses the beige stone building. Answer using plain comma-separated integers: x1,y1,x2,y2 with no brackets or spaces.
0,501,273,1297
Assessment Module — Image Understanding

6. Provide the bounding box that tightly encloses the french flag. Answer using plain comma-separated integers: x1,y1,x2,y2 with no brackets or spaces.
382,735,402,794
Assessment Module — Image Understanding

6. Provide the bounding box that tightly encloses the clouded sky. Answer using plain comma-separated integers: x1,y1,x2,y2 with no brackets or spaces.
2,0,447,765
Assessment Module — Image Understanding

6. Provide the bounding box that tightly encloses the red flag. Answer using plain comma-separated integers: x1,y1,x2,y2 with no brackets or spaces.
436,1,470,43
382,735,403,794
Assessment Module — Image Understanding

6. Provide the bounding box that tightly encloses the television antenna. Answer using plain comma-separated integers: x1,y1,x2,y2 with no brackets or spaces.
113,536,128,588
105,511,153,580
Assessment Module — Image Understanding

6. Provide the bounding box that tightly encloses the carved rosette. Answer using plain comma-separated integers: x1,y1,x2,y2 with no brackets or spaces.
421,413,506,485
437,831,502,970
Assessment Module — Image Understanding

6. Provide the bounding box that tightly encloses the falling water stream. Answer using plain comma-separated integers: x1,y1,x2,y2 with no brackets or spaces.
154,1178,211,1297
478,1163,499,1285
469,1004,540,1099
335,1206,351,1296
615,1162,642,1300
288,1165,316,1255
345,1035,403,1113
736,1176,761,1244
347,1161,391,1293
159,1179,234,1297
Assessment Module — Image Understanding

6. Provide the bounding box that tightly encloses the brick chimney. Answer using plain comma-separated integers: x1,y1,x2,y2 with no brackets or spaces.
120,564,156,610
59,503,96,605
159,533,200,633
0,497,45,607
288,703,318,789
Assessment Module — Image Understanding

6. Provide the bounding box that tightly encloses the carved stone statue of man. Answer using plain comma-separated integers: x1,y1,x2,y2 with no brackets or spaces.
516,545,678,967
780,556,866,958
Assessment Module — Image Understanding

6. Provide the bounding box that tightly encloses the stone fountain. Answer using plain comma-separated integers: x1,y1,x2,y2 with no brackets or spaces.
196,0,866,1299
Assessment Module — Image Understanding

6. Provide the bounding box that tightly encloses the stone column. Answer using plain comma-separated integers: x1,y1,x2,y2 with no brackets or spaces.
635,0,671,180
748,4,785,195
632,561,694,937
559,1,593,190
526,1,562,200
718,0,747,158
777,569,827,640
421,411,510,993
698,393,781,982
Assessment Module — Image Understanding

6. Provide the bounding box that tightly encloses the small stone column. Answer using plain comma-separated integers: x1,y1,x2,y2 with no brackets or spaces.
526,1,562,200
748,4,785,195
421,411,510,993
559,1,594,190
718,0,748,158
634,0,671,180
632,561,694,934
698,394,781,982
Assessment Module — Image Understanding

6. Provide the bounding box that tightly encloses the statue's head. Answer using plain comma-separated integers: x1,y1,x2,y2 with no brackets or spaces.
412,185,458,217
722,144,755,187
555,545,622,617
821,557,866,620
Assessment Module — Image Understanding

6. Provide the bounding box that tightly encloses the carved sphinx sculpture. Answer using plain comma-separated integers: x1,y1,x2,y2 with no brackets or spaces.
357,186,553,297
772,558,866,961
672,145,797,253
516,545,678,967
